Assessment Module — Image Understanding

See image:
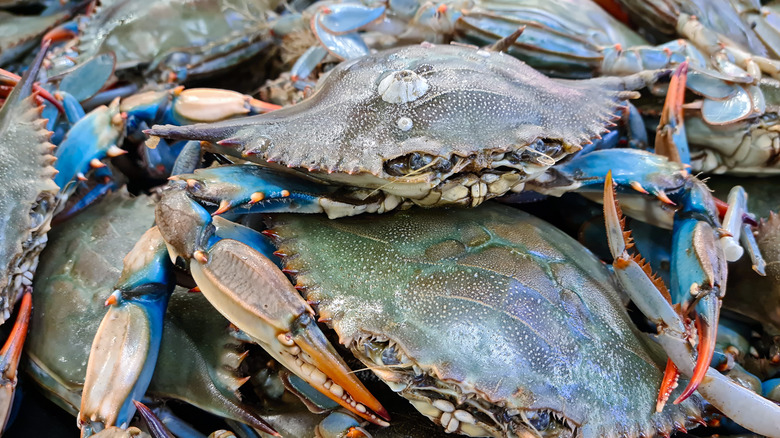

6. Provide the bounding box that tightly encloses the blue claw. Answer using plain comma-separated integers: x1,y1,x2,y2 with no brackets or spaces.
79,227,175,431
171,164,333,216
542,148,729,403
53,100,125,191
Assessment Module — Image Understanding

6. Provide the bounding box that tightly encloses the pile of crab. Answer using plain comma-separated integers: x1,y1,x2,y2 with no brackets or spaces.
2,0,780,437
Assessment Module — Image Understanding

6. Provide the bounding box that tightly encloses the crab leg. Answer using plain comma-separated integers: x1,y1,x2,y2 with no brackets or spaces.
602,172,780,437
0,290,32,432
654,62,689,165
155,190,389,426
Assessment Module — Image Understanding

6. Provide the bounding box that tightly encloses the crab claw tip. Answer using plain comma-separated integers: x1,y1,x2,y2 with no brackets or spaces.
656,359,679,412
0,290,32,372
213,199,231,216
673,313,716,404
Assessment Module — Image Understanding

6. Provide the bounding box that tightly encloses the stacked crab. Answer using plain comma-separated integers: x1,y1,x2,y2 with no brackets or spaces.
2,0,780,437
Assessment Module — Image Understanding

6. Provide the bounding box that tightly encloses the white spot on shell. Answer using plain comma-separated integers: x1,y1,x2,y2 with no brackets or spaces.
378,70,429,104
396,117,413,131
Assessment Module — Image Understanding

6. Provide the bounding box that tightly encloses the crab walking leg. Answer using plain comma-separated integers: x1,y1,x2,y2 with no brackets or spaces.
79,227,176,434
602,173,780,437
654,62,690,165
0,290,32,432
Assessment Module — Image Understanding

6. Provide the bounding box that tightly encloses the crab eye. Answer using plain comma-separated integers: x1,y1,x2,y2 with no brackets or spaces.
383,153,455,177
527,411,550,431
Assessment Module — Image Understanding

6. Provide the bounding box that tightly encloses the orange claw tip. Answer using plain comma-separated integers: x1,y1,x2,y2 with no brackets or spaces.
673,315,716,404
187,287,201,293
104,294,119,306
346,427,371,438
0,290,32,368
630,181,649,194
261,229,279,238
713,196,729,219
375,406,391,422
656,359,679,412
76,172,88,181
213,199,231,216
89,158,106,169
249,192,265,204
291,326,390,425
42,26,77,44
248,97,282,113
655,190,676,206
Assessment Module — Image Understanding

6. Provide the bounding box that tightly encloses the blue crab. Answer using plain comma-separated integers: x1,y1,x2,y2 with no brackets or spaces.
259,201,711,437
42,0,280,103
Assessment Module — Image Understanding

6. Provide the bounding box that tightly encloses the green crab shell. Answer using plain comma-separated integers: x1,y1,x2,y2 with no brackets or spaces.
269,203,703,437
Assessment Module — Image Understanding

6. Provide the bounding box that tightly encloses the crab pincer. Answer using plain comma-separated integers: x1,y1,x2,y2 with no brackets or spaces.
155,189,390,427
602,171,780,436
79,227,175,433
